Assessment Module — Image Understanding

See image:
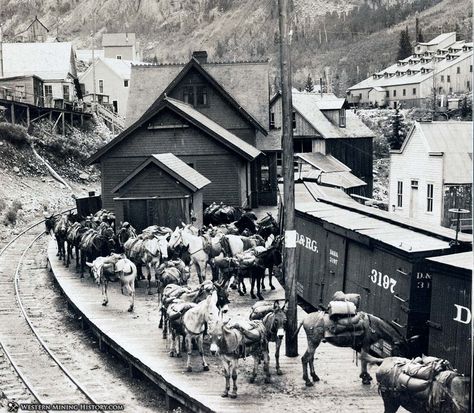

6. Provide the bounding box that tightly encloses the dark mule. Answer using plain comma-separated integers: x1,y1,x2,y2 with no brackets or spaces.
53,214,69,262
257,212,280,239
363,354,470,413
297,311,417,386
65,222,88,268
79,229,116,277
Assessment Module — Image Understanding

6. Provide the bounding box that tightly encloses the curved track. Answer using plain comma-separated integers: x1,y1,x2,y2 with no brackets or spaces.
0,214,103,411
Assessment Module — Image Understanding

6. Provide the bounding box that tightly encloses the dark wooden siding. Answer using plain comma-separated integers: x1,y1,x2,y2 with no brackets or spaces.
427,265,471,375
116,163,192,198
168,67,257,145
325,138,373,198
100,115,247,209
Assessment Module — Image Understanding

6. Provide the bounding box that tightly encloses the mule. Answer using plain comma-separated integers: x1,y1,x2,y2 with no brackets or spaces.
87,254,137,312
363,354,470,413
79,229,116,277
250,300,287,375
65,222,88,268
156,259,190,303
173,290,221,372
296,311,417,386
209,317,270,398
257,212,280,239
54,214,69,262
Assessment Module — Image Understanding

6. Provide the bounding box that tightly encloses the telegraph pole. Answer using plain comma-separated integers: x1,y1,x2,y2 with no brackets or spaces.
278,0,298,357
0,23,4,78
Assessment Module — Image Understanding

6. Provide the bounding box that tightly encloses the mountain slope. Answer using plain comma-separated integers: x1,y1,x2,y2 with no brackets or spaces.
0,0,471,91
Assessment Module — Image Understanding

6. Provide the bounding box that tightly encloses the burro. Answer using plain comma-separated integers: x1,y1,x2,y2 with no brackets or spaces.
296,232,319,253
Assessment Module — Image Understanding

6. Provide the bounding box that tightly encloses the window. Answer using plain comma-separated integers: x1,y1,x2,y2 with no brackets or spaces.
293,138,312,153
259,156,271,192
402,89,406,96
438,87,442,94
456,67,460,74
427,184,433,212
15,85,25,100
359,93,362,99
183,86,194,104
98,79,104,94
397,181,403,208
411,180,419,189
292,111,296,129
393,90,397,97
447,75,451,83
386,91,390,97
467,80,471,90
441,75,444,82
412,88,416,95
63,85,70,102
470,65,472,73
339,109,346,128
449,87,453,94
196,86,208,106
124,80,129,87
116,55,122,60
45,85,53,97
269,112,275,129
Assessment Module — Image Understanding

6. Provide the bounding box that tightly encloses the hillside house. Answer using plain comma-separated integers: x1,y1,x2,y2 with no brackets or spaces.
270,90,375,197
18,16,49,43
102,33,140,61
348,33,473,108
0,75,44,106
88,51,278,214
389,121,472,229
1,42,80,108
79,58,133,118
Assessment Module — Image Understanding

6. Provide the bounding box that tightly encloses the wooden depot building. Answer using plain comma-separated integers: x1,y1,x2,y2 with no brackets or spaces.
88,51,279,215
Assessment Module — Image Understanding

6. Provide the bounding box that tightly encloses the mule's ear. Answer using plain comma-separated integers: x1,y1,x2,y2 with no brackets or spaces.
273,300,280,310
281,300,288,311
86,262,93,267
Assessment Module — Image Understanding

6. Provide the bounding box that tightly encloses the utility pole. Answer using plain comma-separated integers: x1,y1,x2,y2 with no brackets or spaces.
91,11,97,109
278,0,298,357
0,23,4,78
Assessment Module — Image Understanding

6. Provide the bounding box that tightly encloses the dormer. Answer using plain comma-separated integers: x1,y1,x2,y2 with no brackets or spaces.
406,69,412,75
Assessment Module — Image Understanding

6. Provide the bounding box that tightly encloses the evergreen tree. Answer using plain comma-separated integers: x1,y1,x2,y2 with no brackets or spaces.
304,74,314,92
388,108,408,150
415,17,424,43
397,26,412,60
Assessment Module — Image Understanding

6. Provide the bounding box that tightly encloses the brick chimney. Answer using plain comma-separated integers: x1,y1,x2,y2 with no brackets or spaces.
192,51,208,64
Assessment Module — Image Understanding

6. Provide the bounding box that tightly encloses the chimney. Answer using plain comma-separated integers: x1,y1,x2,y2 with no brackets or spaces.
192,51,208,64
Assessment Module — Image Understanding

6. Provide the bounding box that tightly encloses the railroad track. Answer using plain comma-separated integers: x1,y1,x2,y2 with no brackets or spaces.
0,215,104,411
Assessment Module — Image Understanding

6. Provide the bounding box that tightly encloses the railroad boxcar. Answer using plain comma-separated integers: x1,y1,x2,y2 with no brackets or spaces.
426,252,472,376
75,192,102,218
294,182,472,356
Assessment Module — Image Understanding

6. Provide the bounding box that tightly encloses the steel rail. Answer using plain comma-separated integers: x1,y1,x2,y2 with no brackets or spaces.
0,208,106,412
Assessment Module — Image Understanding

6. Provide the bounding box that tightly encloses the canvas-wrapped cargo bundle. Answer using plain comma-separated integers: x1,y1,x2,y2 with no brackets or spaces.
236,251,257,268
331,291,361,310
249,301,275,320
328,314,365,335
328,300,357,318
167,302,196,321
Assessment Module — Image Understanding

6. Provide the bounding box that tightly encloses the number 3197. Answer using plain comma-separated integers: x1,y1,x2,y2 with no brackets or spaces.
370,269,397,294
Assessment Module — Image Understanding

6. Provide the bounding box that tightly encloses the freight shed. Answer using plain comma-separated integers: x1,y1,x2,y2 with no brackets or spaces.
112,153,211,231
293,182,472,356
426,252,472,375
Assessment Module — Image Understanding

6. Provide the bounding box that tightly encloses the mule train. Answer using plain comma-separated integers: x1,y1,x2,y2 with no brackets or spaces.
46,205,466,407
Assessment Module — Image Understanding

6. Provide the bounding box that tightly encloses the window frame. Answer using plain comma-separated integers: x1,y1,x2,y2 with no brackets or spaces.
426,183,434,212
195,85,209,107
116,55,122,60
62,84,70,102
98,79,104,94
397,181,403,208
292,111,296,130
339,109,346,128
44,84,53,97
393,90,397,97
123,80,129,87
447,75,451,83
269,112,275,129
402,89,406,96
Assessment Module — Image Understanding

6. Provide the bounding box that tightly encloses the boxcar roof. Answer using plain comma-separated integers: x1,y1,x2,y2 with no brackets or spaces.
427,251,473,271
295,183,471,254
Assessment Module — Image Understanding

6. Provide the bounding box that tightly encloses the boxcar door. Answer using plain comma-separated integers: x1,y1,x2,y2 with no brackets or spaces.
321,232,346,305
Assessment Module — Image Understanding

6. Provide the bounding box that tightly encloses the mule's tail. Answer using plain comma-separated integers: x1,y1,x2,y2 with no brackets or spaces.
360,352,384,366
292,320,304,340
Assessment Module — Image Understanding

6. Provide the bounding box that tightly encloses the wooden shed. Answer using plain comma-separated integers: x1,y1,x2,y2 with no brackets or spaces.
426,252,472,375
112,153,210,231
293,182,472,356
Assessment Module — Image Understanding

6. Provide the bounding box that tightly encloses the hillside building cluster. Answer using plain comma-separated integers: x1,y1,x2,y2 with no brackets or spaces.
348,32,473,109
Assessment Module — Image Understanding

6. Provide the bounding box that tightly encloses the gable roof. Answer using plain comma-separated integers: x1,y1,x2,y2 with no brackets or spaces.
288,91,375,139
1,42,76,80
126,58,269,131
87,96,261,164
79,58,133,81
112,153,211,193
395,121,472,184
102,33,136,47
303,169,366,189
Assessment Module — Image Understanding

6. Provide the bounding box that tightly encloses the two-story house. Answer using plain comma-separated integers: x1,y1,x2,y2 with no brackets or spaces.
87,51,278,225
79,58,133,118
270,90,375,197
389,121,472,229
102,33,140,61
1,42,80,108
